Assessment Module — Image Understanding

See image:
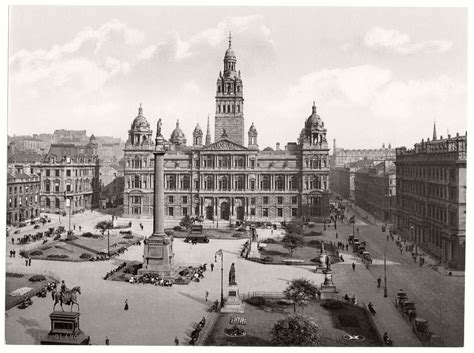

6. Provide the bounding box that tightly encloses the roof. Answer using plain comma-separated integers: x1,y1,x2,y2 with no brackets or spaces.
46,143,95,160
7,151,44,164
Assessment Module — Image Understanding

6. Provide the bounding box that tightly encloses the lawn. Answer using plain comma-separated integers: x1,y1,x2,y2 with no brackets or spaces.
5,273,56,310
204,298,381,346
172,228,250,240
24,232,142,262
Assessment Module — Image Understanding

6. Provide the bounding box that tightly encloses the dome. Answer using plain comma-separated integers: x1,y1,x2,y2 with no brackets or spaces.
131,104,150,131
248,122,258,135
305,102,324,130
170,120,187,144
193,123,203,136
224,47,236,60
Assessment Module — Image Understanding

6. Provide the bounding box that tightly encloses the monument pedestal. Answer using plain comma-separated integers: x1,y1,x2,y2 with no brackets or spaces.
138,234,175,278
320,269,338,293
221,285,245,313
248,242,260,259
41,311,90,345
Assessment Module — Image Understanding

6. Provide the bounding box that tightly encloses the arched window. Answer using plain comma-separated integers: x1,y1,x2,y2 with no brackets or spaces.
205,176,213,190
235,176,244,190
260,175,270,190
55,198,60,209
166,175,176,190
45,198,50,208
180,175,190,190
289,176,298,191
237,104,240,113
133,175,141,189
275,176,284,191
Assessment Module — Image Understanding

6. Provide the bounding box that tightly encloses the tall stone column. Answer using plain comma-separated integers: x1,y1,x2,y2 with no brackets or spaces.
153,149,165,236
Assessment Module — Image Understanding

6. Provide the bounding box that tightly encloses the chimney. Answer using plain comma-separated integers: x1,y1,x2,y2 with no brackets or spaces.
276,142,280,151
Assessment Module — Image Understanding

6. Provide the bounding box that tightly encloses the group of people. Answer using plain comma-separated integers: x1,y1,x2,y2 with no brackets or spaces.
8,249,17,258
25,257,32,266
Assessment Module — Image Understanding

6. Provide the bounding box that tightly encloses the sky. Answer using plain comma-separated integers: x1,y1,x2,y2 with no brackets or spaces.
8,6,467,150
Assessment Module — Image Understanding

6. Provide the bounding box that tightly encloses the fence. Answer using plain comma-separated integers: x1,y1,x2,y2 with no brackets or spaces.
240,291,286,300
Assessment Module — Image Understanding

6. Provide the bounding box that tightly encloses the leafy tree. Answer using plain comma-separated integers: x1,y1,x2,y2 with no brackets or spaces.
179,215,193,229
284,278,320,313
271,314,320,346
282,233,304,257
95,220,113,235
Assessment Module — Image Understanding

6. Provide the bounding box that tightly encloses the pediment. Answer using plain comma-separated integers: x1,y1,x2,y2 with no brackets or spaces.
201,139,248,151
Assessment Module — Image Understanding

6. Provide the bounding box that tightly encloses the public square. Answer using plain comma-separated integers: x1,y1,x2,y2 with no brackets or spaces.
5,209,464,346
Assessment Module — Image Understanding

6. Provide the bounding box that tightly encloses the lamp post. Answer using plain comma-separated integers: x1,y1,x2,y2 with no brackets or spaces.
384,244,388,298
107,230,110,257
216,249,224,308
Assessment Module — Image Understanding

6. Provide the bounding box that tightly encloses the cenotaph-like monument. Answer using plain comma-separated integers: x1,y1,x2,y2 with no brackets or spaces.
138,119,175,277
221,263,245,313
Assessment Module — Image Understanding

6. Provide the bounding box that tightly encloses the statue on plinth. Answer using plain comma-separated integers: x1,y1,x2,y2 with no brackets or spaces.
229,263,236,285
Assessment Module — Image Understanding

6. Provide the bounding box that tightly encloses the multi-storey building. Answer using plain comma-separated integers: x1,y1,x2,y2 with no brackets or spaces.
354,161,397,223
395,132,466,270
123,37,330,223
38,136,101,213
331,139,395,168
7,166,41,226
331,159,377,201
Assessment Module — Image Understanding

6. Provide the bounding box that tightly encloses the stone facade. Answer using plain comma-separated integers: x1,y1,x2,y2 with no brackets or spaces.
7,166,41,226
395,133,466,270
38,136,101,214
123,38,330,223
354,161,397,224
331,159,376,201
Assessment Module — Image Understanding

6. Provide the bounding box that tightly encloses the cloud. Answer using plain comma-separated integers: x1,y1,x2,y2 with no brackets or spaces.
136,45,158,61
364,27,452,55
9,19,147,92
269,65,465,147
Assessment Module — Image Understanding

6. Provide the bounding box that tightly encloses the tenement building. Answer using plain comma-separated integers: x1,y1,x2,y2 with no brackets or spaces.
7,165,41,226
331,159,376,202
395,132,466,270
123,37,330,223
38,136,101,214
354,161,397,224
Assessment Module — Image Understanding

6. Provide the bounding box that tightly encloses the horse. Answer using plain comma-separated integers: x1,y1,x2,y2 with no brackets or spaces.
53,286,81,312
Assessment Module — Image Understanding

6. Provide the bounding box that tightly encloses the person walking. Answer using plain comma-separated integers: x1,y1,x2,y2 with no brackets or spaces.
377,277,382,288
25,258,28,266
335,232,338,239
124,299,129,311
79,226,82,232
210,263,214,271
105,336,110,345
11,237,14,244
174,336,179,345
13,250,15,258
205,290,209,302
28,257,32,266
352,262,356,272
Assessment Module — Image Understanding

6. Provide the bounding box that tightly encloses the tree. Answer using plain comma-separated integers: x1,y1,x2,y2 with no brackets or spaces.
179,215,193,229
271,314,320,346
282,233,304,257
95,220,113,235
284,278,320,313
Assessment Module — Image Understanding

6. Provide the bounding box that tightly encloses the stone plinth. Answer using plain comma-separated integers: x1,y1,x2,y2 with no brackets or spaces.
138,235,175,277
248,242,260,259
221,285,245,313
321,270,338,293
41,311,90,345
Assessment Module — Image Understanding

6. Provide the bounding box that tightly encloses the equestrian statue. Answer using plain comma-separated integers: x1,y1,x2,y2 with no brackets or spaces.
53,285,81,312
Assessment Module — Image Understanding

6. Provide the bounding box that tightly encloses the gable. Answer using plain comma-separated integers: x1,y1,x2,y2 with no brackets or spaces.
201,139,248,151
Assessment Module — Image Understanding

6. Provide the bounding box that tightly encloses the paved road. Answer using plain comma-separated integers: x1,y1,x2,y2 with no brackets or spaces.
326,208,464,347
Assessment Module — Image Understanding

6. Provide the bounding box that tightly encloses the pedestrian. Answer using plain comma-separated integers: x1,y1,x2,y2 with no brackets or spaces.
352,262,356,271
124,299,129,311
105,336,109,345
28,257,32,266
271,229,273,235
346,244,349,251
400,247,403,254
174,336,179,345
25,258,28,266
13,250,15,258
377,277,382,288
210,263,214,271
9,250,12,258
336,232,338,239
79,226,82,232
205,290,209,302
317,291,321,300
73,224,76,231
11,237,14,244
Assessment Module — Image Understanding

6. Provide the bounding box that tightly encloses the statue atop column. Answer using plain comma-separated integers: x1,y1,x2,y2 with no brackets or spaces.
228,263,236,285
157,118,163,137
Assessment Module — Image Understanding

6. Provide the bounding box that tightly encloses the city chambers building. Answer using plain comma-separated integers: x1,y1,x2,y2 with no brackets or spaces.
123,38,330,224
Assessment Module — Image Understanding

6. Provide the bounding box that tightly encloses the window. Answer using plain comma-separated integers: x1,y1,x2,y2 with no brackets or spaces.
291,208,298,217
250,208,256,216
46,169,50,177
277,197,283,204
250,159,255,169
166,175,176,190
275,176,284,191
249,179,255,191
277,208,283,217
291,196,298,205
55,182,60,193
66,183,71,192
235,176,244,190
168,207,174,216
55,198,60,208
204,176,213,190
261,175,270,190
180,176,190,190
251,197,256,205
262,208,269,217
66,170,71,177
182,207,188,216
219,176,228,191
168,196,174,204
55,170,60,177
263,197,269,205
182,196,188,204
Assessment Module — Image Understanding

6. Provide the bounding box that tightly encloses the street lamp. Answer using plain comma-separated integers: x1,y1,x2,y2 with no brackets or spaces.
107,230,110,257
215,249,224,308
384,244,388,298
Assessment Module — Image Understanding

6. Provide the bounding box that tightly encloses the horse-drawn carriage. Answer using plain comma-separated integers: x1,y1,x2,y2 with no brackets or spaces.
395,289,408,308
412,318,432,342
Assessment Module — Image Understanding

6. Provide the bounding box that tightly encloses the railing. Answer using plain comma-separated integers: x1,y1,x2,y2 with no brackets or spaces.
240,291,285,300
